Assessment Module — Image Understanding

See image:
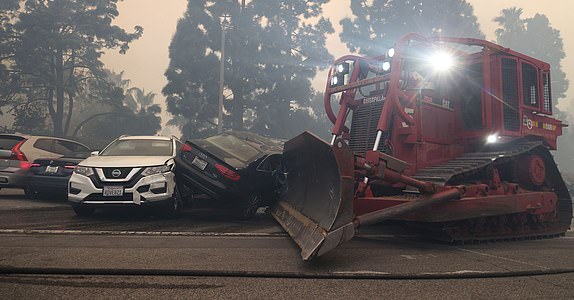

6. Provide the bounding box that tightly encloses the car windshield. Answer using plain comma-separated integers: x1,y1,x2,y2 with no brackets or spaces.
99,139,172,156
205,134,261,163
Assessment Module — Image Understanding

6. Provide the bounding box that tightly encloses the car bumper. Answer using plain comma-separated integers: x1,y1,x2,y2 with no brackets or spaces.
68,172,176,206
27,175,69,194
0,171,27,188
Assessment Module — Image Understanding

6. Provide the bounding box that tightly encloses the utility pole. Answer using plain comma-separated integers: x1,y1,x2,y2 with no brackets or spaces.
218,16,229,134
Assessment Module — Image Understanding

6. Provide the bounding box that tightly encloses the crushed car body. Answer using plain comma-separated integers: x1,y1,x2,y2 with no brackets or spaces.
175,131,284,218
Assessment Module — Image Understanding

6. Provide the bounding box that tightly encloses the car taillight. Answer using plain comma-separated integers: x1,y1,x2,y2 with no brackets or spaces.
215,164,240,181
30,163,41,167
64,165,76,169
19,161,32,170
181,143,192,152
11,139,28,161
11,139,30,169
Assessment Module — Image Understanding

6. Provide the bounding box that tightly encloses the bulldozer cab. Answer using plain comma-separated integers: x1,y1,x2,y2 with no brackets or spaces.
325,34,562,158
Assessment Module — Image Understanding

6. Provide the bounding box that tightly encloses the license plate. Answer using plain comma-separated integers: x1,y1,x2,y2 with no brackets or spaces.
103,186,124,197
45,166,59,174
192,156,208,170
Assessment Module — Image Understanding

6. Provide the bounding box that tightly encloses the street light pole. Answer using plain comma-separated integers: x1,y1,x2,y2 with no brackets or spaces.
217,17,228,134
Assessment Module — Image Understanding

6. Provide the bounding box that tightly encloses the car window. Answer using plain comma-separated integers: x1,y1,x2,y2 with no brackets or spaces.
53,140,90,155
0,136,24,150
205,134,261,163
99,139,173,156
62,151,91,159
33,139,54,152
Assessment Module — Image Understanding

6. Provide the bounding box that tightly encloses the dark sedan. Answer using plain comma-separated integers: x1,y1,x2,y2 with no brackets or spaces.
25,151,91,199
175,131,284,218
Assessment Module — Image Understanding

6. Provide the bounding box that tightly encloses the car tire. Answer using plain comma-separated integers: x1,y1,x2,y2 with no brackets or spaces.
236,193,262,220
24,187,37,200
162,185,183,218
73,205,95,217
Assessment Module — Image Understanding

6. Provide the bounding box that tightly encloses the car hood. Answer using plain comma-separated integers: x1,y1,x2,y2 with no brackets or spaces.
78,156,174,168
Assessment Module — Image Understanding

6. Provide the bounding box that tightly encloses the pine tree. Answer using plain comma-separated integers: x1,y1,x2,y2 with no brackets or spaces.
164,0,333,139
494,8,568,111
340,0,484,56
8,0,142,136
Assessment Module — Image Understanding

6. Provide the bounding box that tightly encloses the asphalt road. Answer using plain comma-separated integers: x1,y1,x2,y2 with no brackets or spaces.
1,188,573,299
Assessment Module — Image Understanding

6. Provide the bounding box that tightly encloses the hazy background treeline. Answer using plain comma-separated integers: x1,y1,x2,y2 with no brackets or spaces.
1,0,573,174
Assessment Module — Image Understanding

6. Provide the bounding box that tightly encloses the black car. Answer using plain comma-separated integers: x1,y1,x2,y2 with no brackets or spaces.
175,131,284,218
25,151,91,199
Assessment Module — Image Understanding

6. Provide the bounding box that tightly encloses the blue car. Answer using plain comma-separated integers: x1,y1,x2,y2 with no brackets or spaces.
25,151,91,199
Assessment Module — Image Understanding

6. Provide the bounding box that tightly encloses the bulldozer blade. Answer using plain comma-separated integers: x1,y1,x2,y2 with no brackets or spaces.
272,132,356,260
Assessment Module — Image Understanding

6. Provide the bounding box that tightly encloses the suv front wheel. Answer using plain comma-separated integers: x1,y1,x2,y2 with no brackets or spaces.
161,185,183,218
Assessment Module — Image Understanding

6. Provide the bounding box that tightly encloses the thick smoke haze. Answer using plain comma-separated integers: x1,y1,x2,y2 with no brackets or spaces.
102,0,574,127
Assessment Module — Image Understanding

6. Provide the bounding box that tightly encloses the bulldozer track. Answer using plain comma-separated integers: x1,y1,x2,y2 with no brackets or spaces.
412,138,572,243
424,212,570,244
413,139,543,185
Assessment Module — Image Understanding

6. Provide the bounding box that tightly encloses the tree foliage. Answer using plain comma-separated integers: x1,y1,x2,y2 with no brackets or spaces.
2,0,142,136
164,0,334,139
0,0,23,110
71,71,162,149
340,0,484,56
494,7,568,111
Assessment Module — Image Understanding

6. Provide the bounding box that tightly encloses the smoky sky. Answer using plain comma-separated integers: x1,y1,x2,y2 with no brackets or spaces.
101,0,574,122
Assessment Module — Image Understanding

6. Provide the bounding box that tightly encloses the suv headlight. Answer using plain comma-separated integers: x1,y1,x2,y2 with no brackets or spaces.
74,166,94,177
142,165,171,176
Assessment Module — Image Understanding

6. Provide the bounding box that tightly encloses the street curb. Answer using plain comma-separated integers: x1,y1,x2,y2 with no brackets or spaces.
1,266,574,280
0,229,288,237
0,205,70,212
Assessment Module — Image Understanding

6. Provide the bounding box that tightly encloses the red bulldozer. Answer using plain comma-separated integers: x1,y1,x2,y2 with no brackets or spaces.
272,33,572,260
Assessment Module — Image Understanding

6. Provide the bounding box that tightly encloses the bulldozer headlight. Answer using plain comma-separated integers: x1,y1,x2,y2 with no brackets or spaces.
486,134,500,144
382,61,391,71
330,74,344,87
335,62,349,74
431,51,455,72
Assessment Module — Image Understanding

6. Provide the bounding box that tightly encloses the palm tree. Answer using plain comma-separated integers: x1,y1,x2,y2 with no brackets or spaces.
494,7,525,48
127,87,156,112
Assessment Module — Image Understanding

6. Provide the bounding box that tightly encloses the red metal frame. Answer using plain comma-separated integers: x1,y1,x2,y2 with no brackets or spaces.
324,33,563,171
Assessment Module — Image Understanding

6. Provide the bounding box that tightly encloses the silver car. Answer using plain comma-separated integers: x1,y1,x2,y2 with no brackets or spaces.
0,134,90,195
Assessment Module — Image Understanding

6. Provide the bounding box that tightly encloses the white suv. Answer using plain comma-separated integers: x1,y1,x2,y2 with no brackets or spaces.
68,135,183,217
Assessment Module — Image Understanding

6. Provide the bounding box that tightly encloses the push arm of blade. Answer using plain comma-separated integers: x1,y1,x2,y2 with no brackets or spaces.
354,187,463,227
356,153,433,193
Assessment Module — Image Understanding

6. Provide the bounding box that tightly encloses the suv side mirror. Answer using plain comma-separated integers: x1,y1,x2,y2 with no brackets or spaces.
90,151,99,156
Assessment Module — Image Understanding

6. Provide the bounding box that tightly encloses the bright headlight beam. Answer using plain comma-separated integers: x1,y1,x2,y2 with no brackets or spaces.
387,48,395,58
431,51,455,72
382,61,391,71
331,76,338,86
486,134,499,144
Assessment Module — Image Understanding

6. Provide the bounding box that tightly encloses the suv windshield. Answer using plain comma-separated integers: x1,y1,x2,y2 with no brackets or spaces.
100,139,172,156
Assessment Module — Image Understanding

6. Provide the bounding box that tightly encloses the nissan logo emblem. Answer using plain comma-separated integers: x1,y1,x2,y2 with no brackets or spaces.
111,169,122,178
